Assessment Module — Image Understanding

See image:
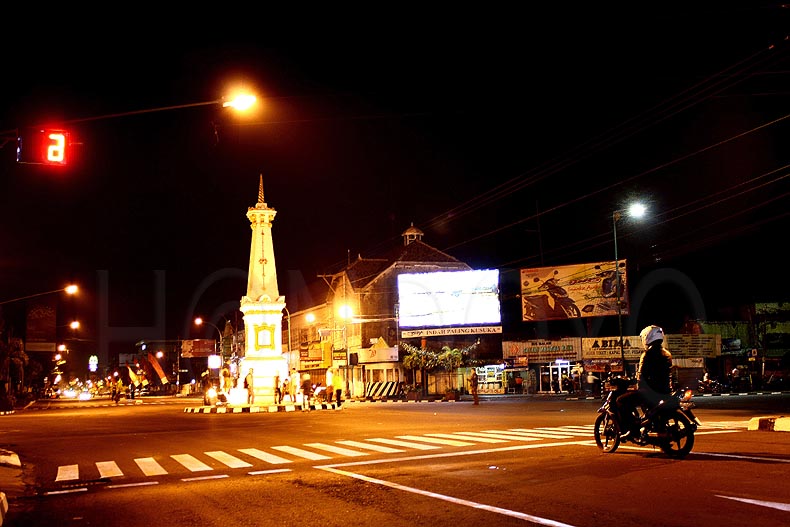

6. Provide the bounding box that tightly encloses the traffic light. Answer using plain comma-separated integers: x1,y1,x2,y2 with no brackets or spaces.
16,127,70,165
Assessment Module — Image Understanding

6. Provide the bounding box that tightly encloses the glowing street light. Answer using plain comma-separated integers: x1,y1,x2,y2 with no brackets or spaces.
195,317,224,360
613,202,647,373
0,284,78,305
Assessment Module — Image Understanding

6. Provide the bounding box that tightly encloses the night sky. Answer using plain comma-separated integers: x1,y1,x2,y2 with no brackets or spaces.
1,5,789,354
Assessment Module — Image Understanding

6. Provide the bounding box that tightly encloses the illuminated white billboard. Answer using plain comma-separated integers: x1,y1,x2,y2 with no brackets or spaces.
397,269,501,328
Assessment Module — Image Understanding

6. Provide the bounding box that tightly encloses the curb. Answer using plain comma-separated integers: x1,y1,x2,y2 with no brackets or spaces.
184,402,341,414
747,415,790,432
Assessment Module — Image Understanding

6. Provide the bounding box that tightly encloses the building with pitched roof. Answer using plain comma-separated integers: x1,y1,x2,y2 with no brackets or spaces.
283,224,497,398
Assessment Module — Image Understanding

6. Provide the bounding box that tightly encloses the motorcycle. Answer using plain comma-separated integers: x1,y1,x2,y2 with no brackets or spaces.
593,375,700,458
697,377,724,394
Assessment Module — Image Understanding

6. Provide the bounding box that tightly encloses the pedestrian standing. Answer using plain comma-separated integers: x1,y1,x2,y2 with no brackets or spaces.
274,374,282,404
470,369,479,405
290,369,300,403
245,368,254,405
332,369,344,406
281,375,291,404
222,363,232,394
301,373,312,410
326,368,334,403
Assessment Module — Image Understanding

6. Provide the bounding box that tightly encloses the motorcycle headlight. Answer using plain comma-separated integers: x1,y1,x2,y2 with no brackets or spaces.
681,389,694,402
207,387,218,398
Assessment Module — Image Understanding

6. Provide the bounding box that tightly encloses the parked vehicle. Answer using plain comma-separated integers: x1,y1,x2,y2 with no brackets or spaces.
697,377,724,394
593,375,700,458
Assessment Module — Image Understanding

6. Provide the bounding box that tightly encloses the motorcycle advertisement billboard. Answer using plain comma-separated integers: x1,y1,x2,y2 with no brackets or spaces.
520,261,627,321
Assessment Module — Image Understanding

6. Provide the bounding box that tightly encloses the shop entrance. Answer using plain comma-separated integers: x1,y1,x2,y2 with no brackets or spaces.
539,360,572,393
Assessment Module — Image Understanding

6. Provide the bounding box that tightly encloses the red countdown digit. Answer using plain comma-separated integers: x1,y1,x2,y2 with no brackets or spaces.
46,132,67,163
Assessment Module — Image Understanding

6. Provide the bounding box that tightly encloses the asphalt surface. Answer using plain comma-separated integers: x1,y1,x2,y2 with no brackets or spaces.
1,391,787,526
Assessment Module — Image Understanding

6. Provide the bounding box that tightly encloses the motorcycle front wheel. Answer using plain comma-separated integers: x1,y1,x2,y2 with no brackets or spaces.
659,411,695,458
594,413,620,453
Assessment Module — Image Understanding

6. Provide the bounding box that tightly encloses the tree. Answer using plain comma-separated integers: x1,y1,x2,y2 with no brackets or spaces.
401,342,479,394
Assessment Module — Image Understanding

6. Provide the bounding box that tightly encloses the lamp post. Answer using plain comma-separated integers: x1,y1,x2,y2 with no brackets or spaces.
282,307,293,370
194,317,223,361
0,284,78,305
612,203,646,374
338,304,353,398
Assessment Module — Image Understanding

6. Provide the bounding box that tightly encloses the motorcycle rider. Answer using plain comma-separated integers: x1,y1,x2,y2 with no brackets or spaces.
615,325,674,438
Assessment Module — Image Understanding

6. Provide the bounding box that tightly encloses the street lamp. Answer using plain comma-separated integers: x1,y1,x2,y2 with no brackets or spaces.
0,284,78,305
338,304,353,398
613,203,647,374
194,317,223,360
282,307,293,370
66,93,257,124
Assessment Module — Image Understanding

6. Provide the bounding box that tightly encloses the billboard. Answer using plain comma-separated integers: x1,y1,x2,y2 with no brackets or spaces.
397,269,501,329
180,339,217,358
520,261,628,322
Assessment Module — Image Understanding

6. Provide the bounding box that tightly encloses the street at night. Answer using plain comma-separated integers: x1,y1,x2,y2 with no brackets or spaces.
1,394,788,526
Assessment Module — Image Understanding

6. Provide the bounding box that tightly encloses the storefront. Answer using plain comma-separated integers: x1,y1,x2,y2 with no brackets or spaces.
502,338,581,394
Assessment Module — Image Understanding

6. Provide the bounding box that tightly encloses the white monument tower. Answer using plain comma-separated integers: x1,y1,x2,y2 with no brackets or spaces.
240,175,288,404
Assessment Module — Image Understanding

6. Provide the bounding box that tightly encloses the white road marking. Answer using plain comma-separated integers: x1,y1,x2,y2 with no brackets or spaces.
395,435,476,447
205,451,253,468
96,461,123,478
366,438,440,450
271,445,331,460
135,457,168,476
716,495,790,511
55,464,79,481
303,443,369,457
336,440,405,453
427,433,507,443
497,429,574,439
319,465,579,527
238,448,293,464
171,454,212,472
452,431,540,441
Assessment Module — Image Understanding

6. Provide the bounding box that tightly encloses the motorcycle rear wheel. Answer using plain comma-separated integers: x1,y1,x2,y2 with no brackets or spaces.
594,413,620,453
659,411,695,458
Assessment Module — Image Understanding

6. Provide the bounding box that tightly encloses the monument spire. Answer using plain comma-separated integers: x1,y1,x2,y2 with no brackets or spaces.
239,174,287,406
244,174,279,302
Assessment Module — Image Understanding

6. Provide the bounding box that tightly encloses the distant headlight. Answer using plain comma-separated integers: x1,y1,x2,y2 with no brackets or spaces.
78,391,92,401
62,389,77,398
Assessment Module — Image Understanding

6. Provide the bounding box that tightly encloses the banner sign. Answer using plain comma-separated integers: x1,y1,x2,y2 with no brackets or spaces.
502,338,579,362
401,326,502,338
180,339,216,358
521,261,628,322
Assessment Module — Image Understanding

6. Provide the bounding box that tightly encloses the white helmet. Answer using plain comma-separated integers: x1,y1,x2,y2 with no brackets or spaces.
640,325,664,348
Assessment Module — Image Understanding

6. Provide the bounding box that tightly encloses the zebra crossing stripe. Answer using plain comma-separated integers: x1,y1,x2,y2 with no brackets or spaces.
55,464,79,481
395,435,476,447
96,461,123,478
271,445,332,460
452,431,540,441
335,440,405,453
171,454,212,472
499,429,575,439
238,448,292,465
303,443,369,457
532,427,593,437
366,438,440,450
205,451,253,468
135,457,167,476
427,433,507,443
